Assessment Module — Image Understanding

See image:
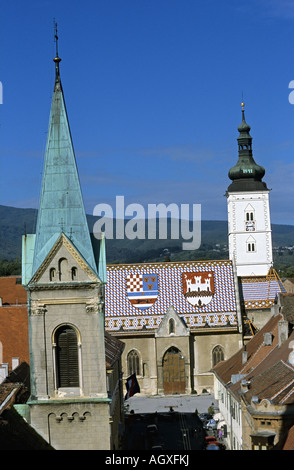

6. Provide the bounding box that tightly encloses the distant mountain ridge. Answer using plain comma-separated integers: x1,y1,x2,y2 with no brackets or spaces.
1,204,294,263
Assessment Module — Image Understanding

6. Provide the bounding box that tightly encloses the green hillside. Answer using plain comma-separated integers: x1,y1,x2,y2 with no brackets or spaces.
0,205,293,276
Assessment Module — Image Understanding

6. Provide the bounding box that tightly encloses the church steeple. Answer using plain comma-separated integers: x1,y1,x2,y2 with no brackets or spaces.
226,103,273,277
32,28,97,276
227,102,267,192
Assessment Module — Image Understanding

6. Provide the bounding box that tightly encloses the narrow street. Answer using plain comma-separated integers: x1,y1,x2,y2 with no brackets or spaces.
124,394,224,451
125,411,206,450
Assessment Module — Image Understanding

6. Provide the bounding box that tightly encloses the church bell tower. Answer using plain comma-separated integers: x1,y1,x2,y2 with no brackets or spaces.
226,103,273,277
22,27,110,450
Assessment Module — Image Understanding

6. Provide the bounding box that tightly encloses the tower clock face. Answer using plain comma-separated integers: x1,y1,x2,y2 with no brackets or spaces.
245,221,255,231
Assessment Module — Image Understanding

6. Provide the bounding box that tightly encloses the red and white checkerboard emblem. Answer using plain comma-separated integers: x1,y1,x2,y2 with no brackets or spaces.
126,274,143,293
126,273,158,310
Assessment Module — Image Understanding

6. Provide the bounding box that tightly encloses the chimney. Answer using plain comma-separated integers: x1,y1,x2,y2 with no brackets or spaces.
263,332,273,346
241,379,250,393
288,340,294,367
242,350,248,365
278,320,288,347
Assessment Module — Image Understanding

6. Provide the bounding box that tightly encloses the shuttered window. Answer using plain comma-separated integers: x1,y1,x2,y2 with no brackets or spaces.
56,326,79,388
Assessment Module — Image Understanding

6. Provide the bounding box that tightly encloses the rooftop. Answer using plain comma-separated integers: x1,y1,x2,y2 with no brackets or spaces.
0,276,27,305
105,259,239,333
213,298,294,407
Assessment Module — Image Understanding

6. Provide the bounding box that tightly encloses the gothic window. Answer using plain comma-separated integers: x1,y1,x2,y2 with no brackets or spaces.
169,318,175,335
55,325,79,388
127,350,140,376
212,345,224,367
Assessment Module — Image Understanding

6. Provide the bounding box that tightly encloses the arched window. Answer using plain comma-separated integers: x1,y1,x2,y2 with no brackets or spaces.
49,268,56,282
55,326,79,388
169,318,175,335
71,267,78,281
246,236,256,252
212,345,224,367
127,350,140,376
58,258,68,281
245,204,256,232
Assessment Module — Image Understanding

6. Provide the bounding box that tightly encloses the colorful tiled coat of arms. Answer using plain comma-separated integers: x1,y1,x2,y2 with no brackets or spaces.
126,273,158,310
105,260,239,332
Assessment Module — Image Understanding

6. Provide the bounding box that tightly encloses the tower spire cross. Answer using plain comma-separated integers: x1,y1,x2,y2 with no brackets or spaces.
53,19,61,83
54,18,59,57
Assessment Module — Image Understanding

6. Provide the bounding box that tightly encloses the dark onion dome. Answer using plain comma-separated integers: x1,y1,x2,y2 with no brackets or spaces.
227,103,268,192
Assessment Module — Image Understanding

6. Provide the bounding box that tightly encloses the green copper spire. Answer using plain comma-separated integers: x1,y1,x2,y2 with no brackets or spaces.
32,36,97,276
227,102,267,192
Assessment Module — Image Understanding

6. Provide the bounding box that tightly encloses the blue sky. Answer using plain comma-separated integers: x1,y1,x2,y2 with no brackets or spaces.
1,0,294,225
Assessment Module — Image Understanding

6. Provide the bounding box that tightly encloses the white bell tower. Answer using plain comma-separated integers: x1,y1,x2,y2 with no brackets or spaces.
226,103,273,277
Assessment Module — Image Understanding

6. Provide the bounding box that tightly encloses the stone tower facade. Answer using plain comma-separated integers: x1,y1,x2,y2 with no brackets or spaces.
22,43,110,450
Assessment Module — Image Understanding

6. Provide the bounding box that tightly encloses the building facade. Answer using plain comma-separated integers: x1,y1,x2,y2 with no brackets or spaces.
105,259,243,395
213,293,294,450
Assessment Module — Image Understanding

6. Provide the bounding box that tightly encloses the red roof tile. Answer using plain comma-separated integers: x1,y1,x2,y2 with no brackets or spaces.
0,277,27,305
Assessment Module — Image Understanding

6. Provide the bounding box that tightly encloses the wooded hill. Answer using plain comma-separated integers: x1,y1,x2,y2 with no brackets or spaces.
1,205,294,276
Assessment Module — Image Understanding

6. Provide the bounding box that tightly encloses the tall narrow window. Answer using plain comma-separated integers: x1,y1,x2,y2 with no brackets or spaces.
246,236,256,253
71,267,78,280
58,258,68,281
127,350,140,376
245,204,255,232
169,318,175,335
49,268,56,282
212,345,224,367
55,326,79,388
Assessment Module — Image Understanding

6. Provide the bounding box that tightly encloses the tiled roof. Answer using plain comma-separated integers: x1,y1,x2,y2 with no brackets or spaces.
241,358,294,405
213,313,283,386
0,276,27,305
239,269,287,309
105,260,239,332
0,383,21,414
278,293,294,324
104,331,125,368
213,311,294,406
0,363,30,414
274,425,294,450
